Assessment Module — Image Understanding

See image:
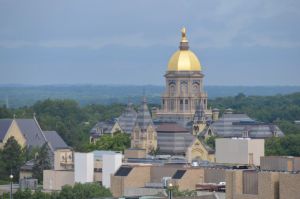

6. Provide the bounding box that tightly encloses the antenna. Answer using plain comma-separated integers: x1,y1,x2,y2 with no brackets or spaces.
6,96,9,109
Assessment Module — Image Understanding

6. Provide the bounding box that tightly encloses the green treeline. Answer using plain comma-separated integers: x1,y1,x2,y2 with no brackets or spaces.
0,92,300,155
0,183,112,199
209,92,300,156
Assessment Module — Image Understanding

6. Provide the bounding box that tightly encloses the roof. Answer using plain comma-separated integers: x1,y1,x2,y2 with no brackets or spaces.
15,119,46,147
20,159,35,171
135,98,153,131
115,166,133,176
156,123,189,133
43,131,69,150
211,113,284,138
172,169,186,179
193,103,206,123
90,121,115,135
117,103,137,133
0,119,13,140
93,150,121,160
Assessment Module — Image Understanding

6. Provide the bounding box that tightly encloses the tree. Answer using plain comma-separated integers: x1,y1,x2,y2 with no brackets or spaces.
59,183,112,199
205,136,217,150
149,147,160,156
86,131,130,152
169,186,197,197
1,136,25,181
32,143,52,183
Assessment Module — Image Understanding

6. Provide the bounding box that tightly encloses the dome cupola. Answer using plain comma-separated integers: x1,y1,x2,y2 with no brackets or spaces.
167,28,201,71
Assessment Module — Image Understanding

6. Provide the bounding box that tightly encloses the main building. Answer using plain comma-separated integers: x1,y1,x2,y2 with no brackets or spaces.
154,28,212,126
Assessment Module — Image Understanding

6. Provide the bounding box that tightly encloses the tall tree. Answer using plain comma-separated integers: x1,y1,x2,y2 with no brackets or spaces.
32,143,51,183
1,136,25,181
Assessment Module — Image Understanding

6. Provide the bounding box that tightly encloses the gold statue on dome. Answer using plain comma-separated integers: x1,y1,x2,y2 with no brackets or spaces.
181,27,188,42
181,27,186,38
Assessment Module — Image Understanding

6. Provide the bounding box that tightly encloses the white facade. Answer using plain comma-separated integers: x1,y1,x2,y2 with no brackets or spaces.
216,138,264,166
74,152,94,183
102,153,122,188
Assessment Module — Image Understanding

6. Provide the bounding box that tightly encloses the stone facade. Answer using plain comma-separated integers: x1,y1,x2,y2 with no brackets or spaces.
186,138,215,163
54,149,73,170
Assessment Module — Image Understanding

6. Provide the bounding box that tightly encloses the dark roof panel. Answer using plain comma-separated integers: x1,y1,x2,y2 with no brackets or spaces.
172,170,186,179
115,167,133,176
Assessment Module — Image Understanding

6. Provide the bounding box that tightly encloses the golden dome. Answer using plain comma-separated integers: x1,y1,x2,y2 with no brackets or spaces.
167,28,201,71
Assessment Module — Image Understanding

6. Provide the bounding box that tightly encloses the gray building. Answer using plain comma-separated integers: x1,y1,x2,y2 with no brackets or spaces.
156,123,194,155
202,111,284,139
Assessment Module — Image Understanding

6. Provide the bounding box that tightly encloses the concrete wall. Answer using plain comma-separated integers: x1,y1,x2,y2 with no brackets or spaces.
261,156,300,172
294,157,300,171
124,148,146,159
150,165,182,183
226,170,281,199
102,153,122,188
243,171,258,195
74,152,94,183
204,168,225,183
216,138,264,166
279,173,300,199
19,170,33,180
258,172,279,199
43,170,74,191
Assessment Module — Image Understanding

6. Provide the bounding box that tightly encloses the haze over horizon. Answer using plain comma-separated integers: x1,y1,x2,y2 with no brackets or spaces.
1,0,300,86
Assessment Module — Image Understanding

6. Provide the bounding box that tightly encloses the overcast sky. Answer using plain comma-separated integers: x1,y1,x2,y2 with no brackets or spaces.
0,0,299,86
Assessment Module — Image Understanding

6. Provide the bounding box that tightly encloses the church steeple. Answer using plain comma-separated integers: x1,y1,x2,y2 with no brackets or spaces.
193,102,207,135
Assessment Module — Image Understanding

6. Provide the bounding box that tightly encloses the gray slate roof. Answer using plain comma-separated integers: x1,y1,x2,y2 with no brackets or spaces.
210,113,284,138
90,121,115,137
43,131,69,150
15,119,46,148
0,119,13,140
117,103,137,134
135,98,153,131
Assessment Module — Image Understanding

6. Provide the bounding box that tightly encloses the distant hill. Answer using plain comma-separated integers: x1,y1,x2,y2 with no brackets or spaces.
0,84,300,108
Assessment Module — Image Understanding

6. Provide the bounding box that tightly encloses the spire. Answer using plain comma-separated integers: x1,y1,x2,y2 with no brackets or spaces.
193,102,206,124
135,97,153,131
179,27,189,50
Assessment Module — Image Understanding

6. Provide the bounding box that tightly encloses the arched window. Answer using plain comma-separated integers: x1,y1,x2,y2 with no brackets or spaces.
192,83,199,94
180,81,188,95
169,85,176,96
